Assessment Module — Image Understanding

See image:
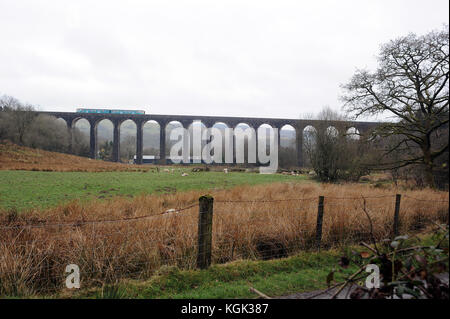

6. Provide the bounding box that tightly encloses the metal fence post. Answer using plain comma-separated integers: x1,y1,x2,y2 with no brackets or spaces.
197,195,214,269
393,194,401,237
316,196,325,251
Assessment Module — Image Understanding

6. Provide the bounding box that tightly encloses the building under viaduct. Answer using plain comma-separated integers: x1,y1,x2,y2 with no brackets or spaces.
41,111,379,166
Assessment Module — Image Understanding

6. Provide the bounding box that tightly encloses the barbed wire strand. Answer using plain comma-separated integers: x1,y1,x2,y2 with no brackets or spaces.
0,203,199,230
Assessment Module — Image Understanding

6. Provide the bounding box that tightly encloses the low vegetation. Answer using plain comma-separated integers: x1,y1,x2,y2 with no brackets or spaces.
67,232,447,299
331,226,449,299
74,249,358,299
0,182,447,297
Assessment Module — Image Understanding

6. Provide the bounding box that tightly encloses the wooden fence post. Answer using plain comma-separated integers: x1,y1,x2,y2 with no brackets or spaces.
197,195,214,269
316,196,325,250
393,194,401,237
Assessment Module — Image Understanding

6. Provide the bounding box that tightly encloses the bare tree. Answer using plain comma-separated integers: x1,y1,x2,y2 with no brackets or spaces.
304,107,371,182
0,95,36,145
0,95,77,154
71,127,90,157
0,95,21,110
24,115,70,152
341,26,449,187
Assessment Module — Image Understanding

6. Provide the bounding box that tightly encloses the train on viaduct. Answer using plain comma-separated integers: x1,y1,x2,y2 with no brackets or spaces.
39,109,380,166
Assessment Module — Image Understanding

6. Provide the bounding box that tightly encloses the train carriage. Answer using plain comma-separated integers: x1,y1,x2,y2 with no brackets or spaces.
76,108,145,115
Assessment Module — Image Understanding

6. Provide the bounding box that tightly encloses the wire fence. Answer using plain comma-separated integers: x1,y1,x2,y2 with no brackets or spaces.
0,193,448,295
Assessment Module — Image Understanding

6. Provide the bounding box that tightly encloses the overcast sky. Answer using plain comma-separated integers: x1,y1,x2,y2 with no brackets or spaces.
0,0,448,119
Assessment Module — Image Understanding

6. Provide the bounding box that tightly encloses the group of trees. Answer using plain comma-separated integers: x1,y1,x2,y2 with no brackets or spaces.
0,97,141,162
0,95,89,156
306,26,448,189
303,107,372,182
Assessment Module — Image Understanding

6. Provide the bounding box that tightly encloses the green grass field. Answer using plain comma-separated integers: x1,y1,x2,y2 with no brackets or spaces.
0,169,308,211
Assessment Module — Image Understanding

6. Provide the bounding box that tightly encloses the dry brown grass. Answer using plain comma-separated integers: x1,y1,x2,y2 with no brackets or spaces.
0,140,147,172
0,182,448,296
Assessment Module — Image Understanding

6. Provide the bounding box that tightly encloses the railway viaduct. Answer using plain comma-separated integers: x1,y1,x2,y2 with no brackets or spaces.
40,111,380,166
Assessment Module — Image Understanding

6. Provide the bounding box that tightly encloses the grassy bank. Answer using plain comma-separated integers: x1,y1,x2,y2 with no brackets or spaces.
68,233,447,299
66,249,358,299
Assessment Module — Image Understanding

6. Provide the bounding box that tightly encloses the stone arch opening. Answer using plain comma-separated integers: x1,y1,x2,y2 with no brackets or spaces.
55,117,68,127
71,118,90,157
211,122,230,163
257,123,274,157
213,121,230,129
326,126,339,138
302,125,317,167
166,121,184,161
187,121,207,163
346,127,360,140
52,117,71,153
143,120,160,160
234,123,256,164
95,119,114,161
119,119,137,163
279,124,296,168
280,124,296,149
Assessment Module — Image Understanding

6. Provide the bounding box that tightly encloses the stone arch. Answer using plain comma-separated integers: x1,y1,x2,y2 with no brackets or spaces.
326,126,339,138
210,122,231,163
55,117,68,127
143,120,160,158
119,119,137,163
302,125,317,167
117,117,138,127
279,124,297,169
280,124,296,149
95,119,114,137
257,123,273,132
346,127,360,140
187,121,207,162
212,121,230,129
234,122,256,164
165,120,184,162
212,121,230,139
165,120,184,131
71,118,91,157
71,116,89,128
234,122,255,131
257,123,274,158
95,119,114,161
303,125,317,143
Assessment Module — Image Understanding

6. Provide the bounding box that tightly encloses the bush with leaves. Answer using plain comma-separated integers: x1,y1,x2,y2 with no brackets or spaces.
329,224,449,299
